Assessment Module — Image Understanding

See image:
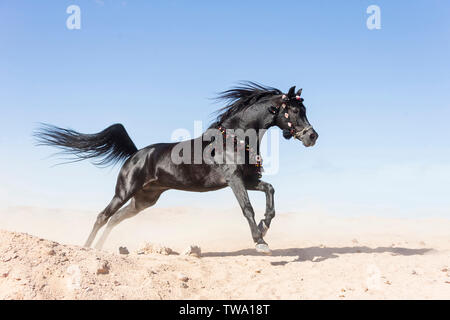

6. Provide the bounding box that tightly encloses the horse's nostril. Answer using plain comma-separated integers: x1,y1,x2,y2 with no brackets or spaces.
310,133,317,140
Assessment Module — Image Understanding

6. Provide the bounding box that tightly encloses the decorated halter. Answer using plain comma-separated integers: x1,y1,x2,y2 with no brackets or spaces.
269,91,311,140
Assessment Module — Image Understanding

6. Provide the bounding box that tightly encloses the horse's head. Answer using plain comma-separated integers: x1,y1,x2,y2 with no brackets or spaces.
274,86,318,147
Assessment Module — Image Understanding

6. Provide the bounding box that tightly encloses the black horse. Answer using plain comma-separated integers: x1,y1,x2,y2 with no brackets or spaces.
35,82,318,254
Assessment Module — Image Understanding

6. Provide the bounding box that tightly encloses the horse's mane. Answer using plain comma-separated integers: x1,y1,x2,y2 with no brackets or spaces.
214,81,282,124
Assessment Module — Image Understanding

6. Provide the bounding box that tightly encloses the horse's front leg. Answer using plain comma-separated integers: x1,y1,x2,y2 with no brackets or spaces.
246,180,275,237
228,177,271,254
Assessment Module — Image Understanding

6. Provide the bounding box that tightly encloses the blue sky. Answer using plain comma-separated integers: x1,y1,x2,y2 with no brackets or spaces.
0,1,449,217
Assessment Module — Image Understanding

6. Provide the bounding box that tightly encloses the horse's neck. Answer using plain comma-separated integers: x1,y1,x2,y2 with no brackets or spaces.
220,107,275,132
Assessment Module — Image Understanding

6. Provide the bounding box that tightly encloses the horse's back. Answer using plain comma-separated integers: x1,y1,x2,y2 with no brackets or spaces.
124,141,228,192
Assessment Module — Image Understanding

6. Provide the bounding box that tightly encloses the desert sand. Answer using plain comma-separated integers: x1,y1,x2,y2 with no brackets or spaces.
0,206,449,299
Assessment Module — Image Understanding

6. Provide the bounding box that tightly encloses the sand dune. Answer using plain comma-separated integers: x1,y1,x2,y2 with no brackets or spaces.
0,206,449,299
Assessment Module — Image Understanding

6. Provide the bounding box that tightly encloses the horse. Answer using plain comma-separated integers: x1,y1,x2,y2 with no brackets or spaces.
35,82,318,254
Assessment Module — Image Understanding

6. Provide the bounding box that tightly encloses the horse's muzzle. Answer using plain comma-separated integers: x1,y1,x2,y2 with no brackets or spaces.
296,127,318,147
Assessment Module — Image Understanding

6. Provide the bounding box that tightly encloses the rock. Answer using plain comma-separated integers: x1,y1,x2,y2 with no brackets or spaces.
181,283,189,289
137,243,173,255
312,256,320,262
182,245,201,258
96,261,110,275
177,273,189,282
2,254,18,262
46,241,59,248
411,270,417,275
47,249,56,256
118,247,129,255
441,268,448,272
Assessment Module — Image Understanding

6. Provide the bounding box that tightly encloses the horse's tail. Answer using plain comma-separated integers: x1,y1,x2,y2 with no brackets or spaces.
34,123,138,167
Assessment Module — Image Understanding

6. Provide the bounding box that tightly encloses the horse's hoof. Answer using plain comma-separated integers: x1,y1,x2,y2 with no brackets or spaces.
258,220,269,237
255,243,271,255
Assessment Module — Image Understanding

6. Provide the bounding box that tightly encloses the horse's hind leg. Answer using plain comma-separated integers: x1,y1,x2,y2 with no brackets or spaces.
94,189,163,250
84,195,127,247
84,156,149,247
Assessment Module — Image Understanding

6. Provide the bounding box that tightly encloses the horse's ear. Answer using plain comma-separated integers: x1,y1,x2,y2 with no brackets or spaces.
287,86,296,98
296,88,302,96
282,129,293,140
